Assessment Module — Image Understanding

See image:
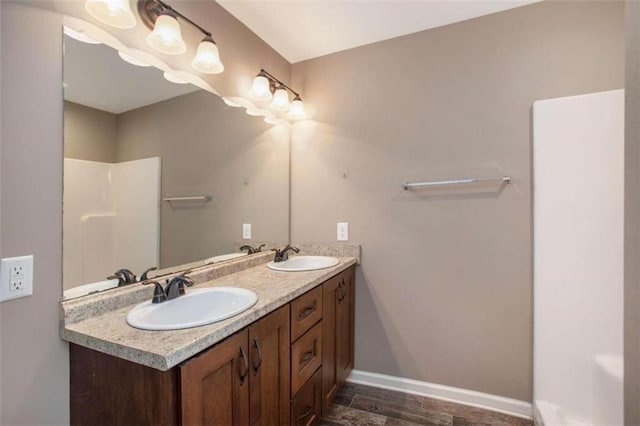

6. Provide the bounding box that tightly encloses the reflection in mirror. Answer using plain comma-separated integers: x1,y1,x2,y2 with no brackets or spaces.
62,27,289,300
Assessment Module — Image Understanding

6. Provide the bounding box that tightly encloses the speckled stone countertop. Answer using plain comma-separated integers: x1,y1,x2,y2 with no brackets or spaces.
61,253,358,371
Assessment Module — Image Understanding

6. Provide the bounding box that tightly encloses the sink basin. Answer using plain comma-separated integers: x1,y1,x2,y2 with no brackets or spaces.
267,256,339,272
126,287,258,331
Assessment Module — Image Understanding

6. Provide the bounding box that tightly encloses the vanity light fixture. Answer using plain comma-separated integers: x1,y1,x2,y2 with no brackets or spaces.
138,0,224,74
146,9,186,55
270,85,290,111
248,69,306,119
85,0,137,29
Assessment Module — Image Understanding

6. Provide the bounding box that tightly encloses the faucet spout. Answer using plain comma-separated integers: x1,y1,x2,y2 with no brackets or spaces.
272,244,300,262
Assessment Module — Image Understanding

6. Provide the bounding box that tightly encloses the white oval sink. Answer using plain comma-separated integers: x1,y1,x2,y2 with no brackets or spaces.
267,256,339,272
126,287,258,331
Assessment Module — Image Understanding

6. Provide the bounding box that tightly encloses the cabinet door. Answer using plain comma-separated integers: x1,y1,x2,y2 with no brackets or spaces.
179,330,250,426
336,267,355,385
249,305,291,426
322,267,356,412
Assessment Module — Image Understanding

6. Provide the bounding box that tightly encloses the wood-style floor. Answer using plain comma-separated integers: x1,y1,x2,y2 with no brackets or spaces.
320,383,533,426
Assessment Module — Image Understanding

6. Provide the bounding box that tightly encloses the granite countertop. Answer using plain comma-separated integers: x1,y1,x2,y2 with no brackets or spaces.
61,256,357,371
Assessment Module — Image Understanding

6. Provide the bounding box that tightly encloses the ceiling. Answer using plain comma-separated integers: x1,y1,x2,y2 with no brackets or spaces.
216,0,541,63
64,34,199,114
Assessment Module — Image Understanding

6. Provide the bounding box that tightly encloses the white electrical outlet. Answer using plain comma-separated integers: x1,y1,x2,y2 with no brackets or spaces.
243,224,252,240
337,222,349,241
1,255,34,302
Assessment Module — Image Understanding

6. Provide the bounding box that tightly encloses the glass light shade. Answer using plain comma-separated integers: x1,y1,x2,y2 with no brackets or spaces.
191,37,224,74
163,72,188,84
248,75,273,101
118,51,151,67
246,107,262,116
64,27,101,44
287,97,305,119
85,0,136,29
146,12,186,55
270,86,290,111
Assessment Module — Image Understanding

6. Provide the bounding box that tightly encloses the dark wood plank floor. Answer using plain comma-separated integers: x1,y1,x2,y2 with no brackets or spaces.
321,383,533,426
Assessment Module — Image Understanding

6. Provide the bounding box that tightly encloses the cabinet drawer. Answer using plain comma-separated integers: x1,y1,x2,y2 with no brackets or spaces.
291,368,322,426
291,321,322,397
291,286,323,342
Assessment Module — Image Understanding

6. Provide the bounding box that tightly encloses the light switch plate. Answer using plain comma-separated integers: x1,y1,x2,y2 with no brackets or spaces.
0,255,34,302
337,222,349,241
243,224,251,240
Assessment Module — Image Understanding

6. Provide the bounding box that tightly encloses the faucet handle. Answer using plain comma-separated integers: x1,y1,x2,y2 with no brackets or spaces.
139,266,158,282
165,275,194,299
256,244,266,252
142,280,166,304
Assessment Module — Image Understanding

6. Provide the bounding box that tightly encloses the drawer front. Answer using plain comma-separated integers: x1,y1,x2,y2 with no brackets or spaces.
291,321,323,397
291,286,323,342
291,368,322,426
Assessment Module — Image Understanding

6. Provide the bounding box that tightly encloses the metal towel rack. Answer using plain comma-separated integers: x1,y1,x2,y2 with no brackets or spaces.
163,195,212,202
403,176,511,190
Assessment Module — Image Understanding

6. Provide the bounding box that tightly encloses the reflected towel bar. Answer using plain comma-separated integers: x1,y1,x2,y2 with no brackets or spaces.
403,176,511,190
163,195,212,202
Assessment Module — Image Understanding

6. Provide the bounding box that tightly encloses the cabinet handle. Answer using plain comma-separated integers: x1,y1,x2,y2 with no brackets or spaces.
297,302,316,320
252,337,262,374
298,404,313,420
239,346,249,384
299,349,314,366
338,280,346,303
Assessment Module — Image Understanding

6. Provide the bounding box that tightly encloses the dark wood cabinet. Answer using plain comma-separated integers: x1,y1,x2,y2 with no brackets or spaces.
70,265,355,426
322,266,355,413
248,305,290,426
181,305,290,426
179,330,250,426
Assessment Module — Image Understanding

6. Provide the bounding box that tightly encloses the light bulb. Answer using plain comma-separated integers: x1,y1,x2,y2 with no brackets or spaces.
287,95,305,119
163,72,188,84
146,10,186,55
191,36,224,74
85,0,136,29
270,86,290,111
248,74,273,102
118,51,151,67
64,27,101,44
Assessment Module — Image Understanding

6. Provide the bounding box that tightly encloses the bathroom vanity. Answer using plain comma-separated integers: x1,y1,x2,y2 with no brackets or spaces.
62,251,357,426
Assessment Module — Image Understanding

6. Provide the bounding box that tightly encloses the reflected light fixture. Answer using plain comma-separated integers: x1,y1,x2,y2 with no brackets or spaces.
64,26,101,44
118,51,152,67
248,69,305,120
163,72,188,84
85,0,136,29
138,0,224,73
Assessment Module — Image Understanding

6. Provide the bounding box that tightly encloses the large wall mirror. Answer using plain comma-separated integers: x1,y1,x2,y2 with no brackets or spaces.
62,26,290,299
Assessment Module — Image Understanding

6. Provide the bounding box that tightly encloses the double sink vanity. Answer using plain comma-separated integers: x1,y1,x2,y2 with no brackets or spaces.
60,245,359,426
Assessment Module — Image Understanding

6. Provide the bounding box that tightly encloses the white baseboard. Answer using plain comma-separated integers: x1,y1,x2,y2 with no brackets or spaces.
346,369,533,419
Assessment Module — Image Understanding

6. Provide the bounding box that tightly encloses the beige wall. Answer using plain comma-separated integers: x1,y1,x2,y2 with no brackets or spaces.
116,90,289,268
0,1,291,423
0,4,68,425
290,0,624,401
64,101,117,162
625,1,640,423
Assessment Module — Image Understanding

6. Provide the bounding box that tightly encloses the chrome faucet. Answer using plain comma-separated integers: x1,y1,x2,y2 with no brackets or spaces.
142,275,194,304
240,244,266,254
272,244,300,262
